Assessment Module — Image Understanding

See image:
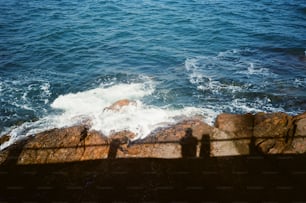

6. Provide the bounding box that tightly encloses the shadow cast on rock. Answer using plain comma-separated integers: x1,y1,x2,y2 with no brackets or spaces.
1,154,306,202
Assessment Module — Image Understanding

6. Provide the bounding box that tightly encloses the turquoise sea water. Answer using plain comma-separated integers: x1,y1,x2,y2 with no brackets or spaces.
0,0,306,147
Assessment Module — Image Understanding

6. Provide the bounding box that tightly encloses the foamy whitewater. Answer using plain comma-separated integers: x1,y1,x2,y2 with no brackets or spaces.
1,0,306,150
0,78,215,150
50,80,206,138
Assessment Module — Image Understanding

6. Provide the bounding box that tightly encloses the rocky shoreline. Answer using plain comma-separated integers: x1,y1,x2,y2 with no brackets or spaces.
0,111,305,165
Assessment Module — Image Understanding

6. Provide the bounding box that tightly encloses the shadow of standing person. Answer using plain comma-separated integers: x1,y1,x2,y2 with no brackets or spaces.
249,135,259,155
108,139,121,159
3,139,28,168
180,128,198,158
200,134,211,158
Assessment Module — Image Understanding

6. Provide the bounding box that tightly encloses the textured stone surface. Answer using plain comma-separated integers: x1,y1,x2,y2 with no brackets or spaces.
215,113,254,137
17,125,109,164
294,112,306,137
148,119,213,141
0,149,9,165
1,112,306,165
0,134,10,145
284,112,306,154
109,130,136,143
116,143,181,158
213,113,254,156
116,119,213,158
210,128,249,156
254,112,293,154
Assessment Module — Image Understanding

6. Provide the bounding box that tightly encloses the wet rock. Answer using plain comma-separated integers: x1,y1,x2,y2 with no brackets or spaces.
0,134,10,145
109,130,136,143
254,112,293,154
104,99,136,111
17,125,109,164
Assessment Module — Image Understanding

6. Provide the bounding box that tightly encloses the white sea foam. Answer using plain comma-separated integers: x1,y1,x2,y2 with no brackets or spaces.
1,79,213,150
184,50,287,121
50,80,210,140
185,57,243,94
231,97,284,113
0,81,3,93
236,62,275,77
40,82,51,104
294,78,306,88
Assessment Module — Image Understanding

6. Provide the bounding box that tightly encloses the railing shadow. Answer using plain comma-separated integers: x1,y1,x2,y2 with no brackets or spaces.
1,154,306,202
1,131,306,201
2,133,306,167
1,125,306,201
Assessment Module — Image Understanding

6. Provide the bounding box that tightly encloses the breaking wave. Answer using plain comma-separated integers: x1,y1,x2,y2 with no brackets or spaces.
0,78,211,150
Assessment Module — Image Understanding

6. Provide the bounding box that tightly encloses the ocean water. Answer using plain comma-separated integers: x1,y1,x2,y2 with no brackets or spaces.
1,0,306,149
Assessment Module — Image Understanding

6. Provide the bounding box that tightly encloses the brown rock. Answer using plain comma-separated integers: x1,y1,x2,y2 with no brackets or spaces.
213,113,254,155
17,125,109,164
104,99,136,111
284,112,306,154
293,111,306,121
0,150,9,165
215,113,254,136
0,139,29,165
0,134,10,145
294,112,306,137
210,128,242,156
0,119,213,163
149,119,213,141
253,112,293,154
109,130,136,143
116,143,181,158
116,119,213,158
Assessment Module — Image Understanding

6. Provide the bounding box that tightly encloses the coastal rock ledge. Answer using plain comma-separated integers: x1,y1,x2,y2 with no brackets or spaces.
0,112,305,165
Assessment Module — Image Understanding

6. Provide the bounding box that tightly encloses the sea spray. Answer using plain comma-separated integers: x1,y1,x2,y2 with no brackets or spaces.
0,81,212,149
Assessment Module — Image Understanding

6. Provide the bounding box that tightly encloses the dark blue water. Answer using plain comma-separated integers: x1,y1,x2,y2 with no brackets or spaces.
1,0,306,145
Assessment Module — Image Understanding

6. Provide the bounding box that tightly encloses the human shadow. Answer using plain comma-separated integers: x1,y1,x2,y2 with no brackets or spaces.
179,128,198,158
249,135,259,155
2,139,29,167
200,134,211,158
107,139,122,159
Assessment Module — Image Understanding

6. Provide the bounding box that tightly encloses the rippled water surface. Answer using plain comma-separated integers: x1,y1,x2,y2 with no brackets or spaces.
1,0,306,147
